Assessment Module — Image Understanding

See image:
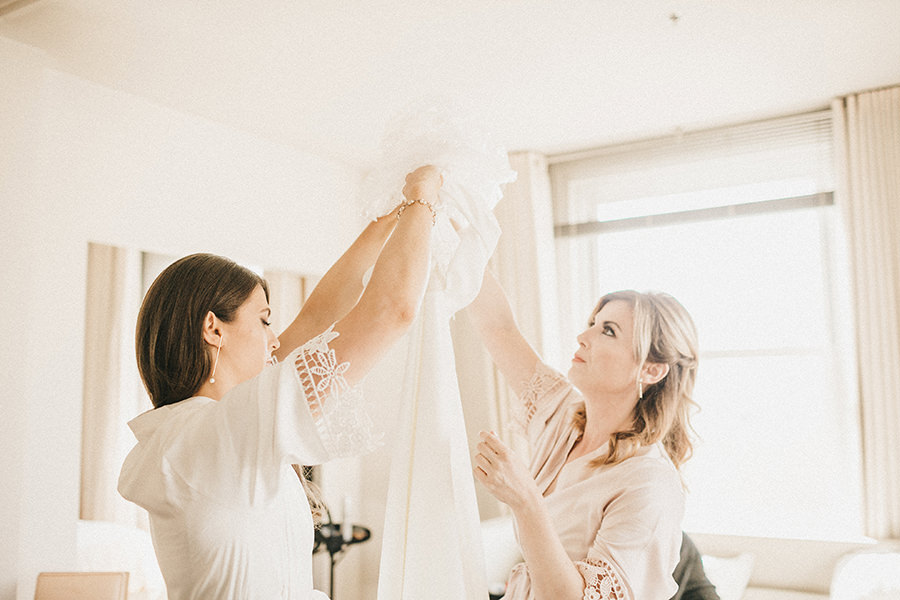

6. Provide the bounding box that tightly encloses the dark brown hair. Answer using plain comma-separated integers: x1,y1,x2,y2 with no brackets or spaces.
136,253,268,408
135,253,328,523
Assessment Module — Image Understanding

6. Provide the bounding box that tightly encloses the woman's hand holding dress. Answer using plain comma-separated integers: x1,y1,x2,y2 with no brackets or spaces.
475,429,592,600
401,164,443,202
473,430,541,511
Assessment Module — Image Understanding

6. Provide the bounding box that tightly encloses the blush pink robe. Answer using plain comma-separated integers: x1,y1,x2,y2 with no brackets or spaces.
502,361,685,600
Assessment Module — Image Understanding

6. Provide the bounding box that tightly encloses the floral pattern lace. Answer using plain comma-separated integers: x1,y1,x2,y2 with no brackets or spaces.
513,362,567,430
505,556,628,600
577,557,628,600
291,325,380,458
518,371,545,427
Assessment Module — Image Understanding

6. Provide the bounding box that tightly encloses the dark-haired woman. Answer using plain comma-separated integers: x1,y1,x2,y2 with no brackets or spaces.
469,273,699,600
118,166,441,599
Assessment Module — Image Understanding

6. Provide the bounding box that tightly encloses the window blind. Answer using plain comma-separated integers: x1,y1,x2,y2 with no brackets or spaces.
549,109,834,226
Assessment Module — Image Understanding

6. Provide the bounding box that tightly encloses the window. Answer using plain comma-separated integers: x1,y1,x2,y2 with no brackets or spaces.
549,111,866,541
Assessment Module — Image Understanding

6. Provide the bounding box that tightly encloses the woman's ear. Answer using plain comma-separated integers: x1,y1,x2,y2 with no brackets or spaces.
642,362,670,386
201,311,222,347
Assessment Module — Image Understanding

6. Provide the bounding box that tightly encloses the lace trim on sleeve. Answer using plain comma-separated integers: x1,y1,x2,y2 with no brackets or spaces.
512,361,568,429
517,371,544,427
576,557,629,600
292,325,381,458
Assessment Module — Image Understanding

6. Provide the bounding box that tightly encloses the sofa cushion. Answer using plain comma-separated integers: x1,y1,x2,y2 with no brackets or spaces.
701,553,753,600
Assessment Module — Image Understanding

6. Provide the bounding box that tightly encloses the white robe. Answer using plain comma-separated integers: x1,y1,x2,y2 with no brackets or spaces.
118,326,377,600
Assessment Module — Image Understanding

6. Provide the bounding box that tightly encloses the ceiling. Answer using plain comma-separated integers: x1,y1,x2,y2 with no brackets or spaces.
2,0,900,170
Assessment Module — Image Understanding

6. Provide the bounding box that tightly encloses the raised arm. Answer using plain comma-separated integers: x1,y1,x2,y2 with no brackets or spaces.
465,270,541,392
321,165,441,384
275,209,399,361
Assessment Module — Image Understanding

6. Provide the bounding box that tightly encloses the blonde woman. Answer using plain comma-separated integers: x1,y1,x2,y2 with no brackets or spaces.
469,272,699,600
119,166,440,599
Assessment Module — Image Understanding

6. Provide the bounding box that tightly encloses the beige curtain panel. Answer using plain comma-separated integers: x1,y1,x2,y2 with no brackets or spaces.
80,243,142,525
262,269,315,335
833,85,900,540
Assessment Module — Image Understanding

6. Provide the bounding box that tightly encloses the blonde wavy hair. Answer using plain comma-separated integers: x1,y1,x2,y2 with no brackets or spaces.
572,290,699,471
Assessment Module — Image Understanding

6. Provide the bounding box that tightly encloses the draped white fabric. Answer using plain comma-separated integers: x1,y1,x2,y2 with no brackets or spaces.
832,85,900,539
365,111,516,599
378,288,489,599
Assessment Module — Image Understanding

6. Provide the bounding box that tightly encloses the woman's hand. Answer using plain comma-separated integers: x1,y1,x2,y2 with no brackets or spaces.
402,165,443,202
473,430,541,512
476,430,587,600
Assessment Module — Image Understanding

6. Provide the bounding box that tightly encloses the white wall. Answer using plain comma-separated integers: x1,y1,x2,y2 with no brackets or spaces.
0,35,364,600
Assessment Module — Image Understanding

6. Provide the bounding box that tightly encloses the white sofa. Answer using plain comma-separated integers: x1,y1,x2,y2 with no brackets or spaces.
690,533,900,600
690,533,836,600
481,516,900,600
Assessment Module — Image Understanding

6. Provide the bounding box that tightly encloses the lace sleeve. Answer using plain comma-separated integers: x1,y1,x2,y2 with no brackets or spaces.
511,361,571,431
501,558,630,600
576,557,630,600
290,325,381,459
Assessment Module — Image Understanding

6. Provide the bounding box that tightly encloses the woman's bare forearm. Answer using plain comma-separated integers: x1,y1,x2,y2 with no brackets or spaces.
359,203,432,321
324,165,441,383
327,199,433,382
467,270,519,338
276,212,398,359
465,270,541,394
513,498,586,600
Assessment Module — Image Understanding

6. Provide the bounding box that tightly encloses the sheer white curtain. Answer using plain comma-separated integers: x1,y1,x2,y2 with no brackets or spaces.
833,85,900,540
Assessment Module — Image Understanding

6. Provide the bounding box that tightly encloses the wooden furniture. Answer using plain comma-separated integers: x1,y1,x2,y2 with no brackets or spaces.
34,572,129,600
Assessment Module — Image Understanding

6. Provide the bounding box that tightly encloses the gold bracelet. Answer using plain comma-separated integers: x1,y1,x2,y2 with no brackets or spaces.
396,198,437,225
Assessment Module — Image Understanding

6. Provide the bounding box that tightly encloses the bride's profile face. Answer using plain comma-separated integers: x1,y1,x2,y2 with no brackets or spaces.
217,285,280,384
